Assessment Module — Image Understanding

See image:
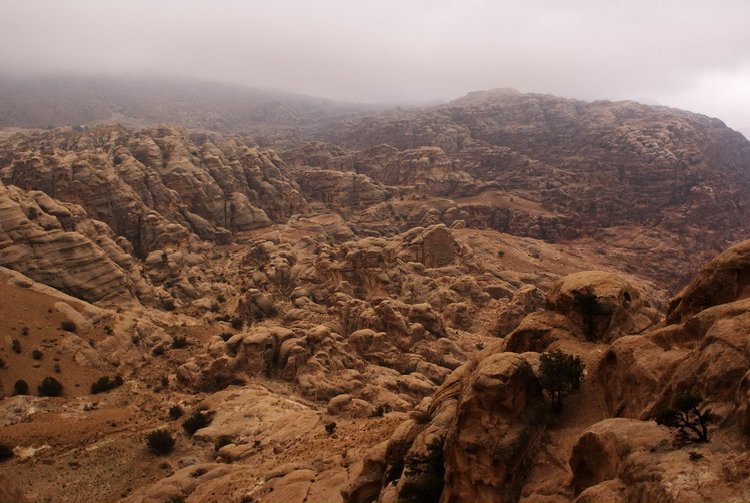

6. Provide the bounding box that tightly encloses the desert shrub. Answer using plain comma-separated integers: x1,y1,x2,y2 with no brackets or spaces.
32,349,43,360
410,410,432,424
538,349,585,413
13,379,29,395
91,375,124,394
60,321,77,333
171,336,188,349
230,317,244,330
654,393,714,442
399,438,445,503
190,467,207,478
11,339,21,354
38,376,63,397
182,412,212,435
214,436,233,451
152,346,165,356
324,422,337,435
0,443,13,461
373,404,391,417
168,405,184,420
146,429,176,454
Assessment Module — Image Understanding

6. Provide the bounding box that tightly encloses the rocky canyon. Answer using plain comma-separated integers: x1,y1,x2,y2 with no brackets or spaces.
1,83,750,503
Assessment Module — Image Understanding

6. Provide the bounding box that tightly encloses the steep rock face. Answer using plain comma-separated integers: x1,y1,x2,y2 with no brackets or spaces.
667,239,750,323
597,240,750,435
441,352,546,503
343,348,546,503
0,182,149,302
570,419,750,502
0,126,307,255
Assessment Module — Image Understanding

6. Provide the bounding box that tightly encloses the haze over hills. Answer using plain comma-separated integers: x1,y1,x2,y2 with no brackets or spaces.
0,74,376,131
1,76,750,502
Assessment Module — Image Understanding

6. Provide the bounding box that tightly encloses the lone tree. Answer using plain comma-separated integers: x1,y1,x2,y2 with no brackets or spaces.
654,394,714,442
538,350,585,413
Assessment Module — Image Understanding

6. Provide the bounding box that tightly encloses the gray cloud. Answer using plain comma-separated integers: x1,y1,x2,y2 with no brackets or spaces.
1,0,749,133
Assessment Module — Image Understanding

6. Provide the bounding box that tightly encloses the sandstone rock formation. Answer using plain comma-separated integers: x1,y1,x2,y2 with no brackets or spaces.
2,88,750,503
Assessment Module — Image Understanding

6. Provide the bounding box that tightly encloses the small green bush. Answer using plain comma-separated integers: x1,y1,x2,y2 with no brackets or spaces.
91,375,124,394
168,405,184,420
182,412,212,435
60,321,77,333
13,380,29,395
0,443,13,461
38,376,63,397
146,430,176,454
171,336,188,349
214,436,233,451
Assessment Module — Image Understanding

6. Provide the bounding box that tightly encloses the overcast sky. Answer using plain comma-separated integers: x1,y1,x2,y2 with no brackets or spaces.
1,0,749,134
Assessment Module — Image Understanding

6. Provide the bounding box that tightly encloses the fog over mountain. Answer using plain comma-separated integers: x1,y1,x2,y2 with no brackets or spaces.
1,0,749,136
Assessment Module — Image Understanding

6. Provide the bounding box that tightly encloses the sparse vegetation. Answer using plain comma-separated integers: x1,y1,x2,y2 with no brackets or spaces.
654,393,714,443
146,429,176,454
13,379,29,395
182,412,212,435
171,336,188,349
37,376,63,397
169,405,184,420
214,436,233,451
60,320,77,333
399,438,445,503
152,346,165,356
190,467,207,478
410,410,432,424
90,375,124,394
538,349,585,413
324,422,337,435
0,443,13,462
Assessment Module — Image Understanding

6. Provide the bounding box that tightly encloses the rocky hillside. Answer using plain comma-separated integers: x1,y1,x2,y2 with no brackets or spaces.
286,88,750,287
